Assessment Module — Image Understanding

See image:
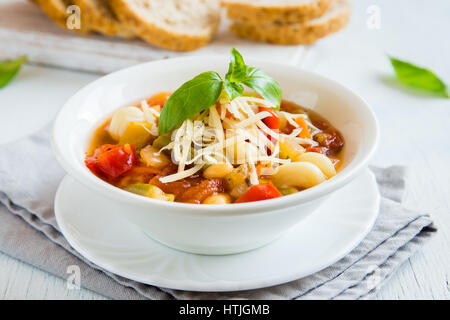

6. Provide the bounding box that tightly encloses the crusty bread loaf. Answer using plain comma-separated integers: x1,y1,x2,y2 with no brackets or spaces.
33,0,90,33
223,0,331,24
231,0,350,45
110,0,221,52
72,0,135,38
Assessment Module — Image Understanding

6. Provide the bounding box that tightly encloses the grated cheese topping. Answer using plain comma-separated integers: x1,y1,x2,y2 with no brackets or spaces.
156,95,323,184
109,94,327,185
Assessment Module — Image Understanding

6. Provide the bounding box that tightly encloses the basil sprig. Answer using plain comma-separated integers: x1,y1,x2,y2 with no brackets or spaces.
225,48,282,107
389,56,448,98
0,56,27,89
158,72,223,135
158,48,282,135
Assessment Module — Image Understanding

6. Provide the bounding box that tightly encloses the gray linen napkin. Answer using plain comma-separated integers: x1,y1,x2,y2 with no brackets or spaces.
0,127,436,300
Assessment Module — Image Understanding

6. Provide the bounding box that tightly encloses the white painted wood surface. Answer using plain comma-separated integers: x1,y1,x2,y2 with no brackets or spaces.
0,0,449,299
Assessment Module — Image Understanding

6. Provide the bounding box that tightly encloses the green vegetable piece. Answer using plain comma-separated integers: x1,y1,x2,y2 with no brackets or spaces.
152,133,172,150
279,187,298,196
389,56,448,98
158,71,223,135
118,122,152,149
225,48,282,107
0,56,27,89
124,183,175,201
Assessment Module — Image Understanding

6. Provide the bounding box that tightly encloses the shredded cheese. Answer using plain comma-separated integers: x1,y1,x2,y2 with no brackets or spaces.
152,95,325,185
159,164,204,183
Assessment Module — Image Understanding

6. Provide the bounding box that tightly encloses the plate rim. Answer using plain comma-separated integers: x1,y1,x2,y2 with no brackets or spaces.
55,168,380,292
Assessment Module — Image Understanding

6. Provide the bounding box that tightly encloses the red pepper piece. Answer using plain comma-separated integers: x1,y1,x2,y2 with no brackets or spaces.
235,182,282,203
85,144,138,180
259,107,280,130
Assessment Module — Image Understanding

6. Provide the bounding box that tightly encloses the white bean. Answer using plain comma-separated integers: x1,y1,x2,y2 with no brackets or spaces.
203,163,233,179
272,162,327,189
202,193,232,204
140,145,170,168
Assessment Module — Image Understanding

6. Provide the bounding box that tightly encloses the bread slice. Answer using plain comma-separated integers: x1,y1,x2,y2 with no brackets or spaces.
223,0,332,24
33,0,90,33
231,0,350,45
110,0,221,52
72,0,135,38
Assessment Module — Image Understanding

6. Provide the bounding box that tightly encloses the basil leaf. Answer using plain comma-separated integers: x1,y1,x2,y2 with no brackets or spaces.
389,56,448,98
158,49,283,135
241,66,282,108
225,48,282,107
0,56,27,88
225,48,247,83
224,80,244,101
158,71,224,135
224,48,246,100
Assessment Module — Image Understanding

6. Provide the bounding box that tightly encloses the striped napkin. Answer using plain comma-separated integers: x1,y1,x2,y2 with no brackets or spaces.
0,127,436,299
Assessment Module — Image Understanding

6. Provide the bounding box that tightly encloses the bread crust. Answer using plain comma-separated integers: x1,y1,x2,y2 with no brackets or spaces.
223,0,332,24
72,0,135,38
231,0,350,45
110,0,220,52
34,0,90,33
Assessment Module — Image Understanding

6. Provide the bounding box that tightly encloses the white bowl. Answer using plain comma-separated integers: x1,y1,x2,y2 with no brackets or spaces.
52,56,379,255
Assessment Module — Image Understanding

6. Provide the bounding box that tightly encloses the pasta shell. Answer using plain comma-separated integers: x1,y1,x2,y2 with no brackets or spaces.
296,152,337,178
272,162,327,189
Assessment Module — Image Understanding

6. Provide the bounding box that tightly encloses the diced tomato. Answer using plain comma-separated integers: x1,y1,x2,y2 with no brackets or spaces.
258,107,280,156
235,182,282,203
295,117,311,139
85,155,102,176
177,179,226,204
313,131,344,156
305,146,325,154
85,144,138,180
259,107,280,130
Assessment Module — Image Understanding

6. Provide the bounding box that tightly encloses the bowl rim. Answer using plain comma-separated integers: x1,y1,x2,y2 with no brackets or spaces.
52,55,379,215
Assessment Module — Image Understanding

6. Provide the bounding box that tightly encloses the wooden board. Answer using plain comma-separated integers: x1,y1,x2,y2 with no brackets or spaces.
0,0,305,74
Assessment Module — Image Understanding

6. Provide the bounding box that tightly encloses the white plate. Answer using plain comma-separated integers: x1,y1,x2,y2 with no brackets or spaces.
55,168,379,292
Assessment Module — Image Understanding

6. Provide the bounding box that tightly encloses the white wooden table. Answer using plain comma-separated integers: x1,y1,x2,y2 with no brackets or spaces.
0,0,449,299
